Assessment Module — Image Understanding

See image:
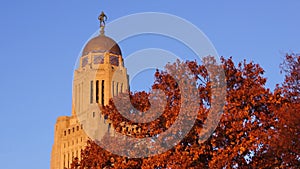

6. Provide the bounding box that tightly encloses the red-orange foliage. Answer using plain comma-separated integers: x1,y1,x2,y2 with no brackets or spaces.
69,55,300,168
259,53,300,168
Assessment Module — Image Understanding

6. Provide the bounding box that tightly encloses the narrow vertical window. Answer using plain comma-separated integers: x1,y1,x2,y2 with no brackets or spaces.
104,114,108,123
67,153,70,168
116,82,119,95
96,80,99,103
90,81,93,104
112,81,115,96
101,80,105,106
108,123,111,132
121,83,123,93
63,154,66,168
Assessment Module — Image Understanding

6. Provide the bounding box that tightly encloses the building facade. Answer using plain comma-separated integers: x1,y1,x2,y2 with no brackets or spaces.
50,16,129,169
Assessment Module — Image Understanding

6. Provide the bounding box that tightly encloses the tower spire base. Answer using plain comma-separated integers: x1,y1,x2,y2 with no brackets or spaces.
100,26,105,35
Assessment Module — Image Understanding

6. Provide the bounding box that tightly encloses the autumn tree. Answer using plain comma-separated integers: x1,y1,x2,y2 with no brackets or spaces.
259,53,300,168
70,56,299,168
279,53,300,103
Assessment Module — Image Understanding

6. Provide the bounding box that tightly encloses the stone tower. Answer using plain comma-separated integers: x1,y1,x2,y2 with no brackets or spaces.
50,12,129,169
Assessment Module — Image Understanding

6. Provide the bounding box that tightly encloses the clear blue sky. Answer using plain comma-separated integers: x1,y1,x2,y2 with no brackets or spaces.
0,1,299,169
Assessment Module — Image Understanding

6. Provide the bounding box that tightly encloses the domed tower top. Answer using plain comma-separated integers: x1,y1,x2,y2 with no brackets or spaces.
81,11,122,56
82,35,122,56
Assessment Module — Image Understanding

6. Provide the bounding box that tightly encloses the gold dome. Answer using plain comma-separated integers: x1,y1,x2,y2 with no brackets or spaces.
82,35,122,56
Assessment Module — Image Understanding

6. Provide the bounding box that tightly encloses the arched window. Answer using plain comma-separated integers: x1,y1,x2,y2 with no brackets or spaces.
94,55,104,64
110,55,119,66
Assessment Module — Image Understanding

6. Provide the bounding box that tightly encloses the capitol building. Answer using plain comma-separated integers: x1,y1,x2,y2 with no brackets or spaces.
50,12,129,169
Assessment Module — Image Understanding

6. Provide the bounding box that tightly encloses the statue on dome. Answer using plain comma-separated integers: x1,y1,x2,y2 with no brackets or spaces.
98,11,107,27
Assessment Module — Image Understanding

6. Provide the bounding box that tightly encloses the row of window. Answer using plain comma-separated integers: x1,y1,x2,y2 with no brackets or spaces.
63,148,83,169
90,80,105,105
90,80,124,104
112,81,123,97
76,80,125,113
123,126,142,135
64,125,83,136
81,55,120,67
63,137,84,148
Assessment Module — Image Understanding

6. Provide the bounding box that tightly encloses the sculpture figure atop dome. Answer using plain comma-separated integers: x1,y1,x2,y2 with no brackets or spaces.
98,11,107,35
98,11,107,27
81,11,122,56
